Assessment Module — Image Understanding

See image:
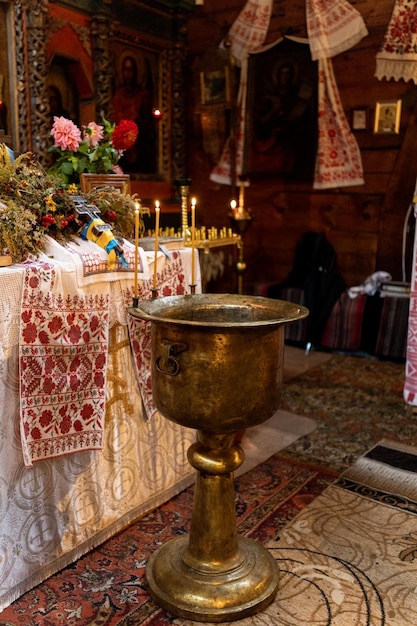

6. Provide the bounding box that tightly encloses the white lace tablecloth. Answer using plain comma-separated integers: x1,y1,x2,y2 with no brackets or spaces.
0,238,201,612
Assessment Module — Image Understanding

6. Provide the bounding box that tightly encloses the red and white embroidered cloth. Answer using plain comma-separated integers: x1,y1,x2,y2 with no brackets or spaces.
210,0,273,185
405,203,417,405
314,58,364,189
42,235,149,288
19,258,110,467
375,0,417,83
18,239,200,466
127,250,192,420
306,0,368,61
306,0,366,188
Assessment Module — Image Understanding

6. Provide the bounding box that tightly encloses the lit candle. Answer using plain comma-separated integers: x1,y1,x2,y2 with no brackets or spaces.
191,197,196,288
134,201,140,298
239,182,245,209
230,199,237,211
153,201,160,291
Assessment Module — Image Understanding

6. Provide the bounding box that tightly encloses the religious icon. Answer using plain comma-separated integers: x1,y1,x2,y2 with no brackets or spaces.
351,108,368,131
112,49,158,174
374,100,402,134
247,38,318,179
200,68,230,105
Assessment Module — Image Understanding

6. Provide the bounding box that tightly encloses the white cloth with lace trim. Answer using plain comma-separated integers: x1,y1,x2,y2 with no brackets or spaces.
306,0,368,61
375,0,417,84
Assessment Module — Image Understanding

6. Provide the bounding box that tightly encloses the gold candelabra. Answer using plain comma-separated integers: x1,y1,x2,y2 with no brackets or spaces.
229,179,253,294
175,178,191,239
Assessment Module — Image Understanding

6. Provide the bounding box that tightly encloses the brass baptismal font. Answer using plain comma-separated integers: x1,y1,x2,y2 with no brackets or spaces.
129,293,307,622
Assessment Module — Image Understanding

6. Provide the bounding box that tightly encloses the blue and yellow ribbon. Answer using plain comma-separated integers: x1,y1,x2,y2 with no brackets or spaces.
80,218,128,269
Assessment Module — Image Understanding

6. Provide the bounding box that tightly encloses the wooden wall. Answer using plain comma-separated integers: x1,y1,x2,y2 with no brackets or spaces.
184,0,417,293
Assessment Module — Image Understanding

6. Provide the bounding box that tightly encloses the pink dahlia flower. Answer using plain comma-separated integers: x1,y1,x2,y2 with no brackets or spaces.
51,116,82,152
83,121,104,148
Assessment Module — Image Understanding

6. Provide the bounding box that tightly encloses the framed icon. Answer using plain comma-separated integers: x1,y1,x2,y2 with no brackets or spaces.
200,67,230,105
351,107,368,131
374,100,402,134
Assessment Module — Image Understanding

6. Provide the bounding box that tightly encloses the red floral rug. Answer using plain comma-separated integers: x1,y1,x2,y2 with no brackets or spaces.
0,453,336,626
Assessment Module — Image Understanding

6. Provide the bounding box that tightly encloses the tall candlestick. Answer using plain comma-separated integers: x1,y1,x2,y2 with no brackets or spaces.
134,201,140,298
239,182,245,209
191,197,196,288
153,201,160,292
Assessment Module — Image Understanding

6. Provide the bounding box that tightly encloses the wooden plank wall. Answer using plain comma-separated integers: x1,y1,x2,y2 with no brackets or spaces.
185,0,417,293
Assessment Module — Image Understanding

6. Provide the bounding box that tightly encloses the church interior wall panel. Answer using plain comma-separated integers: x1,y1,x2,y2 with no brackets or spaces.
186,0,417,293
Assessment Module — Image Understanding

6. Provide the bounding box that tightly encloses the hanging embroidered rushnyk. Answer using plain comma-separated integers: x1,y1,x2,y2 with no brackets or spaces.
19,260,109,467
306,0,368,61
314,58,364,189
404,190,417,406
210,0,273,186
375,0,417,84
306,0,367,189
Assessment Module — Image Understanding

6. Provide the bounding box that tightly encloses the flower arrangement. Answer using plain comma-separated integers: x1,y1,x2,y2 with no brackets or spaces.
48,117,139,186
84,186,149,241
0,148,147,263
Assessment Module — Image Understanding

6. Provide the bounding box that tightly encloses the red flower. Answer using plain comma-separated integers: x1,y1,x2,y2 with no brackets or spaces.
31,426,42,440
112,120,139,151
68,325,82,344
40,409,54,428
81,404,94,419
22,322,38,343
48,316,63,334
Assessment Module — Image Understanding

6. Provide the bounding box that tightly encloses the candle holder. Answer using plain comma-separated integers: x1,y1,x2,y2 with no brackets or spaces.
175,178,191,239
229,183,253,295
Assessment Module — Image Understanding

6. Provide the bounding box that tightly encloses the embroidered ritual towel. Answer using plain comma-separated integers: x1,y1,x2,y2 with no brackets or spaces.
209,61,249,186
210,0,273,185
223,0,273,65
314,57,364,189
42,235,150,288
127,250,194,420
306,0,368,61
375,0,417,83
404,196,417,405
0,267,24,360
19,259,109,466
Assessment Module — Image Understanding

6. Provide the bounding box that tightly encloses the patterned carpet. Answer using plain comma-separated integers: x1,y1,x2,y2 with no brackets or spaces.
1,351,413,626
280,352,411,473
0,454,335,626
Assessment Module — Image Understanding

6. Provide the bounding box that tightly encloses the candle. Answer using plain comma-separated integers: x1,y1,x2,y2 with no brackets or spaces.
191,197,196,288
239,182,245,209
153,201,160,291
134,201,140,298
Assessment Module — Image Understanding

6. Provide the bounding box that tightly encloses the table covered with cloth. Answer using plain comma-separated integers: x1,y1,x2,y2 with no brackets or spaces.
0,235,201,612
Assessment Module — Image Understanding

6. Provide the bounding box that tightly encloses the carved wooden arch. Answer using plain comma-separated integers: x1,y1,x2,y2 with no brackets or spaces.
9,0,188,179
45,6,97,132
46,21,95,102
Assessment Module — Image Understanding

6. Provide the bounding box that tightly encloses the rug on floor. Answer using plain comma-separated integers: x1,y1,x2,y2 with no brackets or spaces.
279,352,411,473
7,439,416,626
0,453,336,625
220,438,417,626
236,408,317,477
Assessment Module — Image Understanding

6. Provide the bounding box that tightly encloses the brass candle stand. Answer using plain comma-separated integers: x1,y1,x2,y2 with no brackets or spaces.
129,294,308,622
229,182,253,295
175,178,191,239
